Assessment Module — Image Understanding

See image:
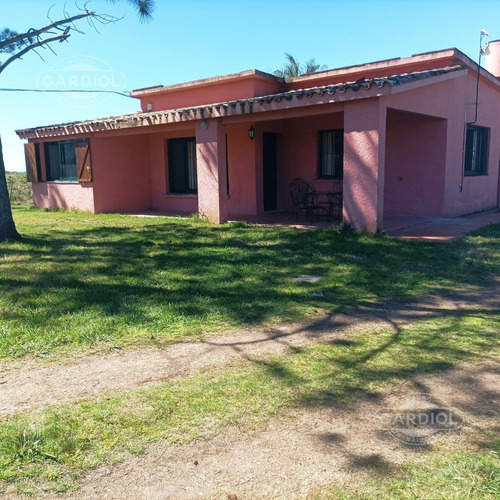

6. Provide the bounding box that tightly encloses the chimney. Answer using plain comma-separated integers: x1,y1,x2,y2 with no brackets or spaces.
484,39,500,78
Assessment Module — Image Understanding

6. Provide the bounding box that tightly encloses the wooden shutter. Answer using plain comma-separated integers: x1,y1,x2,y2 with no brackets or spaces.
75,138,92,182
24,143,39,182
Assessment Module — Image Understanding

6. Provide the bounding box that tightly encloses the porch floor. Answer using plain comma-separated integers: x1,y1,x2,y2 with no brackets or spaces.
384,209,500,242
128,208,500,242
229,211,339,229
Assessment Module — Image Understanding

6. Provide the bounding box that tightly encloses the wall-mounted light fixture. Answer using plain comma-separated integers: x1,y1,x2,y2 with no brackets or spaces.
248,126,255,140
200,120,209,130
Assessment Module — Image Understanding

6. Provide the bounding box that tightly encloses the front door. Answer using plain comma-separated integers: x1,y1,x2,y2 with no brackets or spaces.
263,133,278,211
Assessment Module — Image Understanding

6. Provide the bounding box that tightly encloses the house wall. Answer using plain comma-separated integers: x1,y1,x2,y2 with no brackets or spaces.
443,76,500,216
147,122,261,217
29,135,95,212
383,72,500,217
279,112,344,212
343,99,386,232
138,77,283,113
384,110,447,215
226,123,258,216
32,182,95,212
285,51,467,93
91,134,152,213
148,126,198,214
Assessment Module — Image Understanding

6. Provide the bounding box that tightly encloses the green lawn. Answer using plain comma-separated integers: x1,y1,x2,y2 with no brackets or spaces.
0,313,498,494
316,449,500,499
0,209,499,495
0,207,498,359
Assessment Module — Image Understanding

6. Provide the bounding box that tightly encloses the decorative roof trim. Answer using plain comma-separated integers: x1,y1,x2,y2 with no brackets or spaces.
17,65,465,139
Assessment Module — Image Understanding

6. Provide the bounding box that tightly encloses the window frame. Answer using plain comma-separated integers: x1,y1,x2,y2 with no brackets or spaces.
318,129,344,179
44,140,78,182
464,125,489,177
167,137,198,194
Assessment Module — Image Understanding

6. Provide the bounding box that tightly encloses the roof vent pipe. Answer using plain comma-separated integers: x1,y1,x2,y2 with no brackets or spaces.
484,39,500,77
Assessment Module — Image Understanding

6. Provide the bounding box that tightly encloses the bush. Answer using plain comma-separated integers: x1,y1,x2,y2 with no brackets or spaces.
5,172,32,206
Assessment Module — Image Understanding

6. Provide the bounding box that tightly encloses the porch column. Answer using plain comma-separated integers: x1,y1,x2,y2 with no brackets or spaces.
196,119,228,223
343,99,386,232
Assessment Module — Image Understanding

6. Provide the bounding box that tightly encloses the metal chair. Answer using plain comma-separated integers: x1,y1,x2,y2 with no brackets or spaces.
290,178,324,222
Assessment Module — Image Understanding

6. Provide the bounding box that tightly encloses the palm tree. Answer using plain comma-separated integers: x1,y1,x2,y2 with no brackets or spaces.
273,53,327,78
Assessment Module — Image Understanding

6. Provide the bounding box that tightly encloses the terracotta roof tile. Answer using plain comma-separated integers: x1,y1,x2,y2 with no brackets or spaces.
16,65,465,138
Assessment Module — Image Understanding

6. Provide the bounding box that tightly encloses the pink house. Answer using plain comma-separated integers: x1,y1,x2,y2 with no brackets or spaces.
17,45,500,232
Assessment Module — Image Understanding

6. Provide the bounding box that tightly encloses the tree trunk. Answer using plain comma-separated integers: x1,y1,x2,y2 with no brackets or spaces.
0,135,21,242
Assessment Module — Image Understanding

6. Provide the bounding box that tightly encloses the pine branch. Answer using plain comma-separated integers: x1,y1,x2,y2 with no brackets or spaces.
0,11,94,51
0,32,71,75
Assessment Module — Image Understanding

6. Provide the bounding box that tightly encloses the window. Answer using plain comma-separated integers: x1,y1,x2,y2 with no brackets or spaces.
45,140,78,181
464,126,489,176
167,137,197,194
319,129,344,178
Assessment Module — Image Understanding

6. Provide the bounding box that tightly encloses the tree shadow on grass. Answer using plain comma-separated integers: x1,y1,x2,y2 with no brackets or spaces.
0,217,498,357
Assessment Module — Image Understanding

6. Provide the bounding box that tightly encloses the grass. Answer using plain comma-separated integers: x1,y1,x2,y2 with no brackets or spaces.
316,449,500,499
0,208,498,360
5,172,32,206
0,210,498,494
0,311,498,493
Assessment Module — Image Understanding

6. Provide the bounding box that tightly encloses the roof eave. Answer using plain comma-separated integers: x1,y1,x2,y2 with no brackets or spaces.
130,69,284,98
16,65,467,140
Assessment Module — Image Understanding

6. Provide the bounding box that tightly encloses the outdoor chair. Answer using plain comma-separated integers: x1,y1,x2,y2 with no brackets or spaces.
289,177,326,222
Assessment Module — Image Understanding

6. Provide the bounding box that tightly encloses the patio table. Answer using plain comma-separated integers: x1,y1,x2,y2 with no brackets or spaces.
314,189,343,218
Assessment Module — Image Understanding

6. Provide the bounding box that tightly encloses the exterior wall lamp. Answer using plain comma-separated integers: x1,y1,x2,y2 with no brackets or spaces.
248,126,255,140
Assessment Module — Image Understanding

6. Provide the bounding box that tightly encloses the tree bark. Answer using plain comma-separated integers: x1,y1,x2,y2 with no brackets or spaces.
0,135,21,242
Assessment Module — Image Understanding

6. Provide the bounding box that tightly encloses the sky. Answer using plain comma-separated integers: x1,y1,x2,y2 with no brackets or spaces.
1,0,499,171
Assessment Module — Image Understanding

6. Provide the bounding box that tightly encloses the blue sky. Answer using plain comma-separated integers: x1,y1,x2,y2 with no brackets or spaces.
1,0,499,171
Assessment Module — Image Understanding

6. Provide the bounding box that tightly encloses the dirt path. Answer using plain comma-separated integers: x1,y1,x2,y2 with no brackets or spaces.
1,286,497,418
10,361,500,500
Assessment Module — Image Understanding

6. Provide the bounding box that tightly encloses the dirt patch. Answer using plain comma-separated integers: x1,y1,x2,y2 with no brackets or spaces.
10,361,498,500
1,287,497,418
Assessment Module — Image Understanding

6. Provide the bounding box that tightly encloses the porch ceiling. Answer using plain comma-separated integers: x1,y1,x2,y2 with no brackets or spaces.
17,65,465,140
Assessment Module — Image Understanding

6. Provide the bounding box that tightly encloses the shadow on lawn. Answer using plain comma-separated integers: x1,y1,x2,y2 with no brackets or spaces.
200,276,499,470
0,215,499,483
240,304,499,473
0,216,498,357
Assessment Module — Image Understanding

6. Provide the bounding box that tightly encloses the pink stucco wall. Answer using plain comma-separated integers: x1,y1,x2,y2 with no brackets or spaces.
226,123,258,216
343,99,386,232
383,71,500,217
32,182,95,212
148,125,198,214
91,134,152,213
136,75,283,113
196,120,228,223
29,135,95,212
384,109,447,215
280,112,344,212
